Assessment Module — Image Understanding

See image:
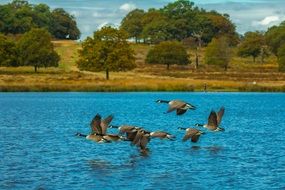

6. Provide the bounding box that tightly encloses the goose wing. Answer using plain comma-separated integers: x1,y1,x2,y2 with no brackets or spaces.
140,134,150,150
167,100,186,113
101,115,113,135
176,108,187,115
182,128,199,142
126,130,138,141
132,130,144,145
90,114,102,134
207,111,218,130
191,135,200,143
217,107,225,125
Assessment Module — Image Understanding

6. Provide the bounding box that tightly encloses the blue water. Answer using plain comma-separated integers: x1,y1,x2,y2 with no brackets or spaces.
1,92,285,190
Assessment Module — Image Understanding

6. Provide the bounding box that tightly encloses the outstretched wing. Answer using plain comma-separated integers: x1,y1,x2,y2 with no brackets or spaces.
167,100,186,113
101,114,113,135
90,114,102,134
182,128,198,142
140,135,150,150
191,135,200,143
217,107,225,125
176,109,187,115
207,111,218,130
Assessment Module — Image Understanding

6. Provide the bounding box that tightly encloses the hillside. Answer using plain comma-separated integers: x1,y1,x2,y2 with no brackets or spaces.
0,40,284,92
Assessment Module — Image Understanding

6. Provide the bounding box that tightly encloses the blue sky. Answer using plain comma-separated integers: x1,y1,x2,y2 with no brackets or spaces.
1,0,285,39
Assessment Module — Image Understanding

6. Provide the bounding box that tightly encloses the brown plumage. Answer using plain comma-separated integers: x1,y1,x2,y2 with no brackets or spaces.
156,99,196,115
196,107,225,131
150,131,175,140
178,127,204,143
90,114,114,135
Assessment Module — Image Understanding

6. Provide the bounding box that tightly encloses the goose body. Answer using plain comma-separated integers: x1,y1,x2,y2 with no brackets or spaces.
178,127,204,143
150,131,175,140
76,133,110,143
156,99,196,115
196,107,225,131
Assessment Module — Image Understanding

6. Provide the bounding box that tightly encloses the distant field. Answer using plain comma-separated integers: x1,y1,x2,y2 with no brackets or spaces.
0,40,284,92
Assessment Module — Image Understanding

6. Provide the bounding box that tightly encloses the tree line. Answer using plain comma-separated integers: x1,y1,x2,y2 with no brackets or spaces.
0,0,80,40
1,0,285,76
120,0,238,45
0,28,59,72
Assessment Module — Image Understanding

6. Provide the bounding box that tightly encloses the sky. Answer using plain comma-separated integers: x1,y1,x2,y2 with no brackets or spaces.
1,0,285,39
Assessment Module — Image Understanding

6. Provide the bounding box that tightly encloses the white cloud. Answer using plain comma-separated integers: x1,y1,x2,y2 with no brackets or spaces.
119,3,136,12
97,22,109,29
258,15,279,25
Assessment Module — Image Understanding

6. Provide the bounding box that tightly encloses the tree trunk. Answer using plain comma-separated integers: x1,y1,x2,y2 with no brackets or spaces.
195,50,199,69
106,68,109,80
253,56,256,63
34,65,38,72
167,64,170,70
224,64,228,71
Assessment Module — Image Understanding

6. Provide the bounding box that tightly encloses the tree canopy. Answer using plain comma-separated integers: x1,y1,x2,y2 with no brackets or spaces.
0,34,17,67
0,0,80,39
17,28,60,72
77,26,136,79
237,31,266,62
204,37,231,71
265,21,285,56
146,41,190,69
120,0,238,45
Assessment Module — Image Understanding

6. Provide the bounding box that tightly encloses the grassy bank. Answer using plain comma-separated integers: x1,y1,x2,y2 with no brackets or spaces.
0,40,284,92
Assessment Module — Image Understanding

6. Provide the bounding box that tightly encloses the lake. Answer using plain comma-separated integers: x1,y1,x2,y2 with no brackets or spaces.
1,92,285,189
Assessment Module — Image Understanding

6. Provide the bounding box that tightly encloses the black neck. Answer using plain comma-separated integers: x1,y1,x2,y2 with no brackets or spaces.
157,100,170,103
196,124,204,127
76,132,87,137
108,125,119,129
178,127,187,130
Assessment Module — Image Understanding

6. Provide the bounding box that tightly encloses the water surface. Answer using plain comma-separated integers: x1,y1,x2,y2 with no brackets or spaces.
1,92,285,189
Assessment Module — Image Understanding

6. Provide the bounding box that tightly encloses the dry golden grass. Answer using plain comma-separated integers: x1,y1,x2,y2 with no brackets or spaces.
0,41,284,92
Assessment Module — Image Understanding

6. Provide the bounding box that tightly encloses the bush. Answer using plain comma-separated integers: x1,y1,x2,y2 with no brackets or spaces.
146,41,190,69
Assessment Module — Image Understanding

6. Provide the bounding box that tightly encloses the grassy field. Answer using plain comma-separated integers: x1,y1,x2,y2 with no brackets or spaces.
0,40,285,92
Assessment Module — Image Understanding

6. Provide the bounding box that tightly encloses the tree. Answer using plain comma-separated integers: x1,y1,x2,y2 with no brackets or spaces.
237,31,265,62
120,9,145,43
265,21,285,56
77,26,136,80
50,8,81,40
146,41,190,70
0,1,81,39
204,37,231,71
0,34,17,66
17,28,60,72
277,44,285,72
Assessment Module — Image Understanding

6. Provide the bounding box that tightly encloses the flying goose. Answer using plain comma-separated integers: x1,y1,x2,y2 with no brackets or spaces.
76,113,123,143
156,99,196,115
75,132,111,143
195,107,225,131
149,131,175,140
109,125,142,141
178,127,204,143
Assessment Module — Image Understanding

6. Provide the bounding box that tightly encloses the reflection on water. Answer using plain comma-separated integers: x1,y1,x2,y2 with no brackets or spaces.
190,145,223,154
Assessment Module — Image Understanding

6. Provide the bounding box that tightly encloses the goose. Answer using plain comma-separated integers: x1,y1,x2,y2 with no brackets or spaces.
75,132,111,143
195,107,225,132
90,113,125,141
156,99,196,115
178,127,204,143
76,113,123,143
131,129,151,151
149,131,175,140
109,125,141,141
